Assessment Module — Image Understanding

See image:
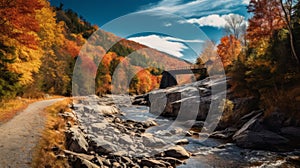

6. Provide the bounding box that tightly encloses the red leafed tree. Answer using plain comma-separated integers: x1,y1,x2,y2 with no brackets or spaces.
0,0,43,48
65,40,81,58
247,0,285,48
217,35,242,67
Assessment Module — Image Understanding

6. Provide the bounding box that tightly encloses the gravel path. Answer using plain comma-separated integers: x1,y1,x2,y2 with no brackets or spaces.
0,98,64,168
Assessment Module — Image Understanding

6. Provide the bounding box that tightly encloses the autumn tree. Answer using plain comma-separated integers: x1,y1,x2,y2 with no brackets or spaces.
0,0,43,98
247,0,285,49
217,35,242,68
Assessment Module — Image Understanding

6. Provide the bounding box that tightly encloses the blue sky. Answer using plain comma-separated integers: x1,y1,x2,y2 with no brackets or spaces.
50,0,250,62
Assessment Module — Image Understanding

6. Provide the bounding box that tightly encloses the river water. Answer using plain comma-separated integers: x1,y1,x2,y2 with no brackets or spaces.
116,102,299,168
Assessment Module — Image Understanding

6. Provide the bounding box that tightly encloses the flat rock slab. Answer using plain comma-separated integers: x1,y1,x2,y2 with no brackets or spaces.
0,98,64,168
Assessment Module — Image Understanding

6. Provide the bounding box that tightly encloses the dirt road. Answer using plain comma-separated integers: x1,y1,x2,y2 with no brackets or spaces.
0,98,64,168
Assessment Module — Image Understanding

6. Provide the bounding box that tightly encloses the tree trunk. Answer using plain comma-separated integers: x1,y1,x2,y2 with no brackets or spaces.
280,0,300,64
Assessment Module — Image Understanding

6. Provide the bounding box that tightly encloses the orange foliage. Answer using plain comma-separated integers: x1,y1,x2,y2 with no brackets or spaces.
65,40,80,58
136,70,152,93
247,0,285,47
0,0,43,48
217,35,242,67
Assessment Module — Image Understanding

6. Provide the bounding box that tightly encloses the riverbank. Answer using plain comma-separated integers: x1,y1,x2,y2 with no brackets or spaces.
55,94,300,167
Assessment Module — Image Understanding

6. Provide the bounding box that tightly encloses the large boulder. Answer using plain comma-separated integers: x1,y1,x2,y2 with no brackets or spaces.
163,146,190,159
232,113,263,139
280,127,300,138
89,137,118,154
263,111,285,132
66,126,89,153
233,130,289,151
142,133,166,147
232,112,290,151
94,105,119,115
143,77,229,121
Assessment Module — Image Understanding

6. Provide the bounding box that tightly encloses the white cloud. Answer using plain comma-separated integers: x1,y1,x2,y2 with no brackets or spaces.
139,0,248,18
164,36,204,43
128,35,203,57
242,0,250,5
184,13,247,28
186,14,227,28
164,23,172,27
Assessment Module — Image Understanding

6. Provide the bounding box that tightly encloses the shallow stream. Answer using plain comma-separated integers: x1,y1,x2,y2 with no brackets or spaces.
118,102,299,168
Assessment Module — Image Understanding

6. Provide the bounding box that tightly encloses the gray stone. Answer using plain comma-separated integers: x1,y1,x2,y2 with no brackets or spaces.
234,130,289,151
90,137,118,154
91,123,107,132
64,150,94,161
163,145,190,159
140,159,166,167
142,133,166,147
66,126,89,153
233,113,263,139
174,139,189,145
119,134,134,145
210,127,238,139
94,105,119,115
143,120,158,128
112,150,128,157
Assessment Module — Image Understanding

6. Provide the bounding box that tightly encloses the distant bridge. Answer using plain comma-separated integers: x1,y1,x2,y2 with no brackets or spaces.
159,65,207,89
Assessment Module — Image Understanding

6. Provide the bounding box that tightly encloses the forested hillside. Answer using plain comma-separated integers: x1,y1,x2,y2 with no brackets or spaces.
0,0,190,99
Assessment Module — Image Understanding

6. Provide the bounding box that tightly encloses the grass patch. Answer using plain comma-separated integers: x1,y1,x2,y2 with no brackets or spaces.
0,98,34,123
32,98,73,168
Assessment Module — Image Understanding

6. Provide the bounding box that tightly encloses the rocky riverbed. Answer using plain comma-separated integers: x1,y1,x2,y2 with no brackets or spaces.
64,95,193,168
60,92,300,167
132,76,300,167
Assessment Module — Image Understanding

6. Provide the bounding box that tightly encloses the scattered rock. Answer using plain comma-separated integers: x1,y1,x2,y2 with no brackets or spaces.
113,117,122,123
157,157,185,166
174,139,189,145
142,133,166,147
90,137,117,154
143,120,158,128
112,150,128,157
94,105,119,115
287,156,300,165
66,126,89,153
64,150,94,161
119,135,133,145
91,122,107,132
140,159,166,167
80,158,100,168
112,162,121,168
163,146,190,159
210,127,238,139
